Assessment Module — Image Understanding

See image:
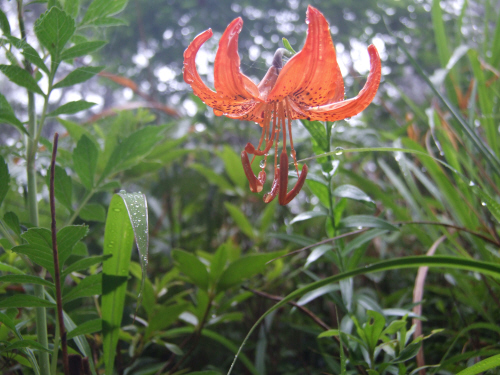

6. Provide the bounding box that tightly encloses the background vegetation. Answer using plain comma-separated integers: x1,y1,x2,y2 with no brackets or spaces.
1,0,500,374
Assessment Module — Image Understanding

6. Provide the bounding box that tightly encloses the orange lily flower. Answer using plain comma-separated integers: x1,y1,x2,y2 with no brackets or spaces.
184,5,381,205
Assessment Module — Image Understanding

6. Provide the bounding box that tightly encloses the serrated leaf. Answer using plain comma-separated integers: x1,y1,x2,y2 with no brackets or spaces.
79,203,106,222
62,254,112,278
12,244,54,276
224,202,255,239
47,100,95,116
57,225,89,266
21,227,52,248
6,36,49,74
64,0,81,18
53,66,104,89
217,251,285,292
46,165,72,209
172,249,209,290
34,7,75,60
0,155,10,206
0,275,54,289
333,184,375,205
81,0,128,25
0,295,56,308
0,9,11,36
0,65,44,95
60,40,106,60
73,134,98,190
67,319,102,340
63,274,102,303
340,215,398,231
0,93,28,135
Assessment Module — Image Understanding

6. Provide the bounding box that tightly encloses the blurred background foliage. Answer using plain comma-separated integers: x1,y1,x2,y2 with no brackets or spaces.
1,0,500,374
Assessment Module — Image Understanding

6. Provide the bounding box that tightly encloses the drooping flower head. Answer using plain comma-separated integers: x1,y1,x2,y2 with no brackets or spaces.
184,5,381,205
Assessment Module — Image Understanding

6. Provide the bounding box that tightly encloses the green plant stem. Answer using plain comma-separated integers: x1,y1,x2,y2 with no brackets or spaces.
66,188,95,225
50,133,69,375
325,121,336,233
17,1,50,372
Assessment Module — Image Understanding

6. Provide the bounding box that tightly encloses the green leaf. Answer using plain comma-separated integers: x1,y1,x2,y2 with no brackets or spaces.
210,244,228,284
0,339,52,353
224,202,255,239
190,163,234,193
101,194,135,375
318,329,340,338
62,254,112,278
289,210,327,225
60,40,106,60
79,203,106,222
145,303,189,339
12,244,55,276
217,251,285,292
0,155,10,207
88,17,128,27
4,212,21,236
0,295,56,308
73,134,98,190
340,215,398,231
306,179,330,207
456,354,500,375
34,7,75,60
117,191,149,301
57,225,89,267
332,184,375,205
0,275,54,289
102,126,165,177
63,0,81,18
6,36,49,74
0,262,24,275
301,120,329,152
0,93,28,135
67,319,102,340
0,65,44,95
392,340,422,363
63,274,102,303
81,0,128,25
363,310,386,353
47,100,95,116
0,9,11,36
53,66,104,89
58,118,96,142
21,227,52,248
282,37,296,54
217,145,247,189
46,165,72,209
172,249,209,291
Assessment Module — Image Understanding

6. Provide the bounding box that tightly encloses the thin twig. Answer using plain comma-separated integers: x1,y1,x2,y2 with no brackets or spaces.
50,133,69,375
267,228,368,264
242,286,331,331
397,221,500,247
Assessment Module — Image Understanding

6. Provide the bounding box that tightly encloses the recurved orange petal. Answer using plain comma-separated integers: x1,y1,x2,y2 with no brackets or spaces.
299,44,381,122
267,5,344,105
183,29,258,116
214,18,261,100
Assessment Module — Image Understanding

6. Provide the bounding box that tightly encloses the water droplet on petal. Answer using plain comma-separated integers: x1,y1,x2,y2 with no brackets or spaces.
259,159,266,168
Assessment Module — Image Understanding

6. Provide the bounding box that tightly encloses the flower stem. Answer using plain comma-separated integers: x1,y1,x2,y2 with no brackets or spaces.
50,133,69,375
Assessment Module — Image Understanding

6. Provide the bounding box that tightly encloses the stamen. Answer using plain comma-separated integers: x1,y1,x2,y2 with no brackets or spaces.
284,98,299,176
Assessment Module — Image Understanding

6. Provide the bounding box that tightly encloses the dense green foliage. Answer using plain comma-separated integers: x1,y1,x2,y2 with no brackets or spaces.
1,0,500,374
